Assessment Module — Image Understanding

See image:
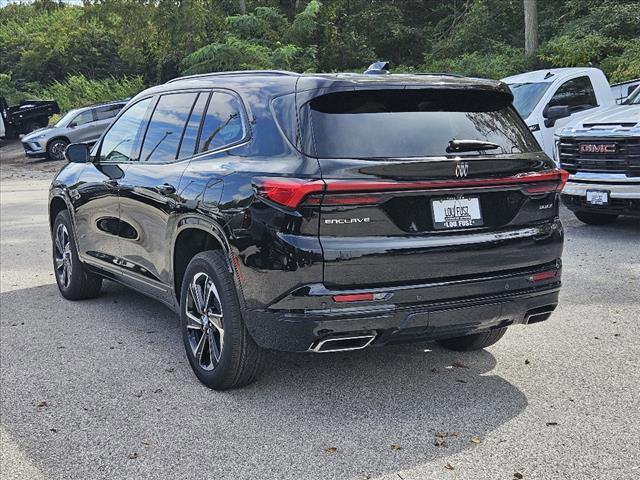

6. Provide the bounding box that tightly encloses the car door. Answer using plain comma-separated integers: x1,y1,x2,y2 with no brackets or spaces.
116,91,204,302
73,97,154,269
67,109,98,143
540,76,599,154
90,104,124,143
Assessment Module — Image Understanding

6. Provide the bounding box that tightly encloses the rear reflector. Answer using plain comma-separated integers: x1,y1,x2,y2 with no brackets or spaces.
529,270,558,282
253,169,570,209
332,293,375,302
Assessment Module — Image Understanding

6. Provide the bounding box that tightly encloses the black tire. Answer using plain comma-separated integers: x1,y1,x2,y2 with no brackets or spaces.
180,251,263,390
574,211,618,225
52,210,102,300
437,327,507,351
46,138,68,161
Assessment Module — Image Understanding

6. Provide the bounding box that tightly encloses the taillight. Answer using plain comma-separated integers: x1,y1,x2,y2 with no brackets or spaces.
253,177,325,209
253,169,570,209
522,169,569,195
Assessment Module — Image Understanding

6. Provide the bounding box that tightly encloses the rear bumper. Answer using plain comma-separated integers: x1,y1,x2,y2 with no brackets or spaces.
562,179,640,215
244,262,561,352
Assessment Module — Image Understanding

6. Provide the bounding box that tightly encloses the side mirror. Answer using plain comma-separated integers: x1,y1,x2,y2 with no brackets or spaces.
65,143,90,163
68,122,77,128
543,105,571,128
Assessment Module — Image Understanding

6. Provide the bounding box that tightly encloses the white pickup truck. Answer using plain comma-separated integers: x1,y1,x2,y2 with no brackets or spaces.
555,86,639,224
502,68,639,159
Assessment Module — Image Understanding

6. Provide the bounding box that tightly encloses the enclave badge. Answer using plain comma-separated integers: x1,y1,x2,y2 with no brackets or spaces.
455,161,469,178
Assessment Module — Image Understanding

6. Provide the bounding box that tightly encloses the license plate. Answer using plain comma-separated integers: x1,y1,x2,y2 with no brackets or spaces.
432,196,483,230
586,190,609,205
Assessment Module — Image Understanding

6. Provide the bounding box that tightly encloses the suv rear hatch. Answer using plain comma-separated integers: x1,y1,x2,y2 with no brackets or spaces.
299,86,566,288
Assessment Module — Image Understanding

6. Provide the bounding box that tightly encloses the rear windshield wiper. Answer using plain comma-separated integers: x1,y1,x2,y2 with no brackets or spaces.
447,139,500,153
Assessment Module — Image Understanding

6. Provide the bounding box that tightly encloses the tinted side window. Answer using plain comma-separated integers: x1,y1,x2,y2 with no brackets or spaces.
95,104,123,121
177,92,209,160
72,110,94,126
197,92,244,153
99,98,152,163
140,92,198,163
548,76,598,112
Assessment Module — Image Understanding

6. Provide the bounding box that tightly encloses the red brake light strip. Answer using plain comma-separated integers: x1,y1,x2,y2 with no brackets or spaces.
253,169,569,209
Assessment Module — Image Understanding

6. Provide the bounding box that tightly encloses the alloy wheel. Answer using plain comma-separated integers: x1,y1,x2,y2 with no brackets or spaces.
50,141,67,161
54,224,73,288
185,272,225,371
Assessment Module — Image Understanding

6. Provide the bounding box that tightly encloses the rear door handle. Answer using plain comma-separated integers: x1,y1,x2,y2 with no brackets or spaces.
156,183,176,195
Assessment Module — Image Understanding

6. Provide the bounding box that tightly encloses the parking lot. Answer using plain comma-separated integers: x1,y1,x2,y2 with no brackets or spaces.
1,139,639,480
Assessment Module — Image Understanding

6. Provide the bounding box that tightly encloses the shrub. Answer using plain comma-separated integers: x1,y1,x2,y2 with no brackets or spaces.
538,34,621,68
422,44,527,80
601,40,640,83
41,74,145,113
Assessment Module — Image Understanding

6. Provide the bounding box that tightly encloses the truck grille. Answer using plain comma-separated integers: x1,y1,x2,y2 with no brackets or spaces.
559,138,640,177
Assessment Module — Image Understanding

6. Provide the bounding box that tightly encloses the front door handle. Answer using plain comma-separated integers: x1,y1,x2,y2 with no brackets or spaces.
156,183,176,195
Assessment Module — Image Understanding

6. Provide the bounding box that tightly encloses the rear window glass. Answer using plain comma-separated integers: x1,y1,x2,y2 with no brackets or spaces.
302,89,539,158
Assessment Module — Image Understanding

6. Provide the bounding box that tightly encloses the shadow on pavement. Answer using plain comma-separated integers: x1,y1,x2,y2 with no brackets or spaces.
1,282,528,479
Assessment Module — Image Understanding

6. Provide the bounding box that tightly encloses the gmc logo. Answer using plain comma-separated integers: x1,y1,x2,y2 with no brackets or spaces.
579,143,617,154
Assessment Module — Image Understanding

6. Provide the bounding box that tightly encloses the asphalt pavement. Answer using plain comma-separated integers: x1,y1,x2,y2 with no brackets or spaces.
1,143,639,479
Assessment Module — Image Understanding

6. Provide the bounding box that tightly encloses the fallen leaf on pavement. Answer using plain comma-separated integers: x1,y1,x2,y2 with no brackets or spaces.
546,422,558,426
128,452,138,459
524,359,530,365
36,400,47,409
452,361,469,369
514,473,524,479
470,436,481,444
133,391,143,398
444,463,454,470
391,444,402,450
324,447,337,454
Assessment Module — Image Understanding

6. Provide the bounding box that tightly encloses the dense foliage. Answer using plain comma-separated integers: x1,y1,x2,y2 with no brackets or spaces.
1,0,638,110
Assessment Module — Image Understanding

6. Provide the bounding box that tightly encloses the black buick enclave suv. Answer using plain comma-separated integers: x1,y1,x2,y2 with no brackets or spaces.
49,70,566,389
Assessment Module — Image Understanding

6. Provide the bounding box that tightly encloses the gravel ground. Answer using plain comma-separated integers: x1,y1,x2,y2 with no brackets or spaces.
1,141,639,479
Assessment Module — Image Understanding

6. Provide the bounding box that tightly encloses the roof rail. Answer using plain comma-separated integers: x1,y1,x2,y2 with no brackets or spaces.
412,72,465,78
166,70,300,84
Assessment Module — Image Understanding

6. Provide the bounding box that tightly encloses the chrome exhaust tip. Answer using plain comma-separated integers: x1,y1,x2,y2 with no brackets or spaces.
525,305,557,324
309,333,376,353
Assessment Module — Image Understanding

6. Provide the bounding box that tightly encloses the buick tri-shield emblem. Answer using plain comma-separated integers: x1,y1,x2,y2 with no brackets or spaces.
455,161,469,178
579,143,616,154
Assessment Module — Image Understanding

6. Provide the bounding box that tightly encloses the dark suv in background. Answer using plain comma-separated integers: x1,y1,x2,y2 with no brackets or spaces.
50,70,567,389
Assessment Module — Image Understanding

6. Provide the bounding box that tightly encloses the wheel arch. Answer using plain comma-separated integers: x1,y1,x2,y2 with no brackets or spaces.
172,220,240,305
49,195,69,230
